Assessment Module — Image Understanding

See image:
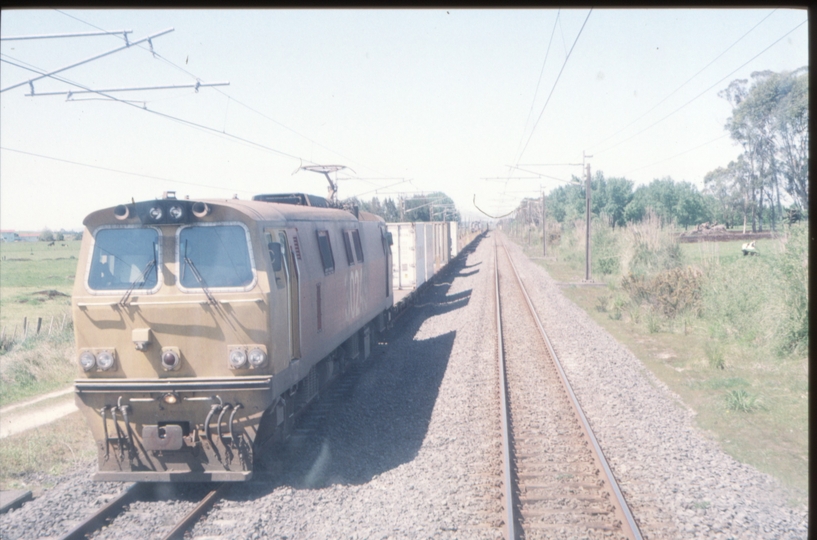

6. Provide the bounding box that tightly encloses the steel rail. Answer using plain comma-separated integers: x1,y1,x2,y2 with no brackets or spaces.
499,238,643,539
59,482,146,540
494,237,518,540
161,483,230,540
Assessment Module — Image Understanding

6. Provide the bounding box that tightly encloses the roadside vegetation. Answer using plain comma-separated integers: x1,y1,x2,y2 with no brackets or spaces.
509,215,808,498
504,68,808,496
0,240,79,407
0,238,93,492
0,412,97,494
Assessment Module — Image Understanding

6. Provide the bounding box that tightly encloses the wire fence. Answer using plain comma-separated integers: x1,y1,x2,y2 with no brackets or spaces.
0,311,72,351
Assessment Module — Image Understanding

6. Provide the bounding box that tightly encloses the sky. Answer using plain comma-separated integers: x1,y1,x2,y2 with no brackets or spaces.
0,8,809,231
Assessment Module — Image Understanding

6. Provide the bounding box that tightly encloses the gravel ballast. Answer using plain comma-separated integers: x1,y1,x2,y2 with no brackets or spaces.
501,235,807,539
0,232,806,539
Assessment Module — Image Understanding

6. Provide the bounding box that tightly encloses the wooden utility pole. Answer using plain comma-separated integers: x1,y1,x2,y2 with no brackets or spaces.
527,200,532,244
541,191,546,256
584,161,592,282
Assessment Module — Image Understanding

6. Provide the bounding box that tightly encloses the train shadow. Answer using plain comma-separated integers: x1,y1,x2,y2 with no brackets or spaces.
247,235,484,494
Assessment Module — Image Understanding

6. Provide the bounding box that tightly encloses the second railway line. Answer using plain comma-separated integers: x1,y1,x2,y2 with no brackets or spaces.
494,236,641,539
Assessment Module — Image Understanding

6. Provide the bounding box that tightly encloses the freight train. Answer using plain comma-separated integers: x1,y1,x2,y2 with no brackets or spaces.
71,191,478,482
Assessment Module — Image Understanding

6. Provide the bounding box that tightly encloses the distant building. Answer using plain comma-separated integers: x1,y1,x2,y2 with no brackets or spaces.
18,233,40,243
0,230,20,242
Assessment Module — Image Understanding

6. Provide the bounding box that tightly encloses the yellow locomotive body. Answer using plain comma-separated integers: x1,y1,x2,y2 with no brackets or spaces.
72,193,392,481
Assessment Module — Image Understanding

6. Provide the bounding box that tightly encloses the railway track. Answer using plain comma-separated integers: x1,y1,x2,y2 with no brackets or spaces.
494,237,642,540
58,482,229,540
57,354,377,539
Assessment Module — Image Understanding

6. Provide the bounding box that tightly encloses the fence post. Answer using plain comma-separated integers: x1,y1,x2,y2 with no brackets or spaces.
36,317,43,334
61,313,67,331
48,316,54,336
22,318,28,341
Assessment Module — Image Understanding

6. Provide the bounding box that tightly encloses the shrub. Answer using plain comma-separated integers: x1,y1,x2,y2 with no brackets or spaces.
621,210,681,276
725,389,764,413
621,265,703,318
591,215,620,275
705,341,726,369
771,223,808,355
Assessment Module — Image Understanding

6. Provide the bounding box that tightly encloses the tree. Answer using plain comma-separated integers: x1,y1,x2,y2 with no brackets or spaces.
601,177,634,227
401,192,459,222
39,228,55,242
674,182,710,229
774,67,809,211
704,163,743,228
382,198,400,222
719,68,809,230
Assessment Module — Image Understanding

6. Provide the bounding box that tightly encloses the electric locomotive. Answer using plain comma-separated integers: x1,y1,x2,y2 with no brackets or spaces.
71,191,392,481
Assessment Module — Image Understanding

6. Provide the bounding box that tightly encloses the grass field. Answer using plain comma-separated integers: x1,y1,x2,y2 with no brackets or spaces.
0,240,79,330
514,223,808,501
0,240,80,407
0,410,97,494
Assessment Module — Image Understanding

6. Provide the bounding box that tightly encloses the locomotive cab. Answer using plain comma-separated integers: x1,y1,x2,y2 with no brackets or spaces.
72,192,392,481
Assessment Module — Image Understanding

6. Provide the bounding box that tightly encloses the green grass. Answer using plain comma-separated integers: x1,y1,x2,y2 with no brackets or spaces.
512,223,808,499
0,329,77,408
0,411,97,494
0,240,79,329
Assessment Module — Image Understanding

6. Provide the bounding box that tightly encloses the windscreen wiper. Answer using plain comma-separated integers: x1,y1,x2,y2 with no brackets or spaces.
183,240,217,305
119,243,158,306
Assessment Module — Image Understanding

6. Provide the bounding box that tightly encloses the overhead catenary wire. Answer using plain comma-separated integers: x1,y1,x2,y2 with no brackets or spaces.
586,8,779,153
0,28,175,93
593,18,807,157
623,133,730,175
516,8,592,164
52,9,393,182
513,10,561,160
0,146,254,195
2,52,314,165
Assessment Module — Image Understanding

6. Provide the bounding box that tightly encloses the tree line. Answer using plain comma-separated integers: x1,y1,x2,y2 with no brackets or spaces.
343,192,461,223
534,174,711,230
518,68,808,231
705,67,808,232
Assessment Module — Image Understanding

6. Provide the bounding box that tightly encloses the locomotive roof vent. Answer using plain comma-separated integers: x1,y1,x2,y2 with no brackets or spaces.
163,191,177,199
252,193,330,208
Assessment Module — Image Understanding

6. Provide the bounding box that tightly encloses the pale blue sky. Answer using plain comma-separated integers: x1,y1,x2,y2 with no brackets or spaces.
0,8,809,230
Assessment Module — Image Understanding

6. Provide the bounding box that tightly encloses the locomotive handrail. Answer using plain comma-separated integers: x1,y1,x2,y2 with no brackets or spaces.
219,298,264,304
75,376,273,392
77,299,208,307
77,297,263,307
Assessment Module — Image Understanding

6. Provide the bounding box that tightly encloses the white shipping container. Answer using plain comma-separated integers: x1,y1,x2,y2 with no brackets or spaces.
388,223,433,290
425,223,435,280
449,221,459,258
431,221,450,273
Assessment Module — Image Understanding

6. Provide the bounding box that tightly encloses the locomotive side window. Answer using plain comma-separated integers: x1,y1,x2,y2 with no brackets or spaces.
265,232,286,290
342,230,355,266
316,230,334,275
179,225,254,288
88,227,159,291
352,230,364,262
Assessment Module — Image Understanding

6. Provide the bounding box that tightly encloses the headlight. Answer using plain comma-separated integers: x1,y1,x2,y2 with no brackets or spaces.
161,350,181,371
148,206,163,221
248,348,267,368
79,351,96,372
229,349,248,369
96,351,115,371
169,205,184,221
